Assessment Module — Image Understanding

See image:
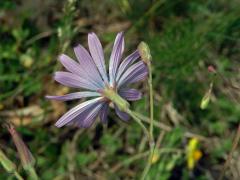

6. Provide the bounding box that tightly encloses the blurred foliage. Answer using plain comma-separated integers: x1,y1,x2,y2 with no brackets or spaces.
0,0,240,179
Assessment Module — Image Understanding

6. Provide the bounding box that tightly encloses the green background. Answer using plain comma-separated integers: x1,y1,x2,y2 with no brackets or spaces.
0,0,240,179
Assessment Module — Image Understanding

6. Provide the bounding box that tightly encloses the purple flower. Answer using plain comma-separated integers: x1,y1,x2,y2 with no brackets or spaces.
46,32,148,128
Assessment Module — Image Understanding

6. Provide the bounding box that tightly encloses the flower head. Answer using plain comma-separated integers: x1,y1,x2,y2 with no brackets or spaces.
46,32,148,128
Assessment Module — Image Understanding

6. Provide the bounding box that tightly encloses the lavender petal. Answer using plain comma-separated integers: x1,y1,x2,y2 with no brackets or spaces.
55,97,103,127
99,103,109,123
58,54,83,76
114,104,130,121
74,45,104,87
117,62,148,88
109,32,124,86
45,91,101,101
116,50,140,82
68,102,104,128
81,103,104,128
59,54,102,89
88,32,108,84
119,88,142,101
54,71,99,90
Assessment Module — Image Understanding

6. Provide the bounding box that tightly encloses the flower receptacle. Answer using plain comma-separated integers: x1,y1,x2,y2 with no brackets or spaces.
102,88,130,112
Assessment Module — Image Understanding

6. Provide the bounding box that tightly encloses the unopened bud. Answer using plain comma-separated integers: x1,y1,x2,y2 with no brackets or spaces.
7,124,35,170
208,65,216,74
151,150,160,164
138,42,152,64
0,149,16,172
200,82,213,110
200,94,210,110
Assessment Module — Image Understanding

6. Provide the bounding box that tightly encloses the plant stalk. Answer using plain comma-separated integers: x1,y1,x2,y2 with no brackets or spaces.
14,171,24,180
140,60,155,180
126,109,150,142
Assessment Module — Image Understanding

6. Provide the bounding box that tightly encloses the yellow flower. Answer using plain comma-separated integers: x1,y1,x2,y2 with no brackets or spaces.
150,150,160,164
186,138,202,170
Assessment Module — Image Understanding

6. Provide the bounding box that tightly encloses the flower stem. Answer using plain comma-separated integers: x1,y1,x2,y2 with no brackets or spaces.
126,109,155,180
126,109,150,141
138,41,156,179
148,62,154,142
14,171,24,180
26,167,39,180
141,60,155,180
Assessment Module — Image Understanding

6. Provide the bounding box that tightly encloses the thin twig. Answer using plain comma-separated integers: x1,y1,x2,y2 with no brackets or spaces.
110,151,149,173
134,112,171,132
25,31,54,45
135,112,207,141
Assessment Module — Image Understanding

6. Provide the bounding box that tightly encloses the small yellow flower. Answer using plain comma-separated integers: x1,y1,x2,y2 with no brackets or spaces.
151,150,160,164
186,138,202,170
193,150,202,162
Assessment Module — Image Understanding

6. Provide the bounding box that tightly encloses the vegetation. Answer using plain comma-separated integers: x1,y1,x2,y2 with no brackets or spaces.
0,0,240,179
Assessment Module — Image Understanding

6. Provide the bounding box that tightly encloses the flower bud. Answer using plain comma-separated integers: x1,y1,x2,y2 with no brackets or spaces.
150,150,160,164
0,149,16,173
7,124,35,170
138,42,152,64
200,93,210,110
200,82,213,110
208,65,216,74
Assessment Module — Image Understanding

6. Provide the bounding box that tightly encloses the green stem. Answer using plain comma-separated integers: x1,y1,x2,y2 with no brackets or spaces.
126,109,150,142
126,109,154,180
14,171,24,180
141,145,155,180
140,61,155,180
27,167,39,180
134,112,171,131
148,62,154,143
